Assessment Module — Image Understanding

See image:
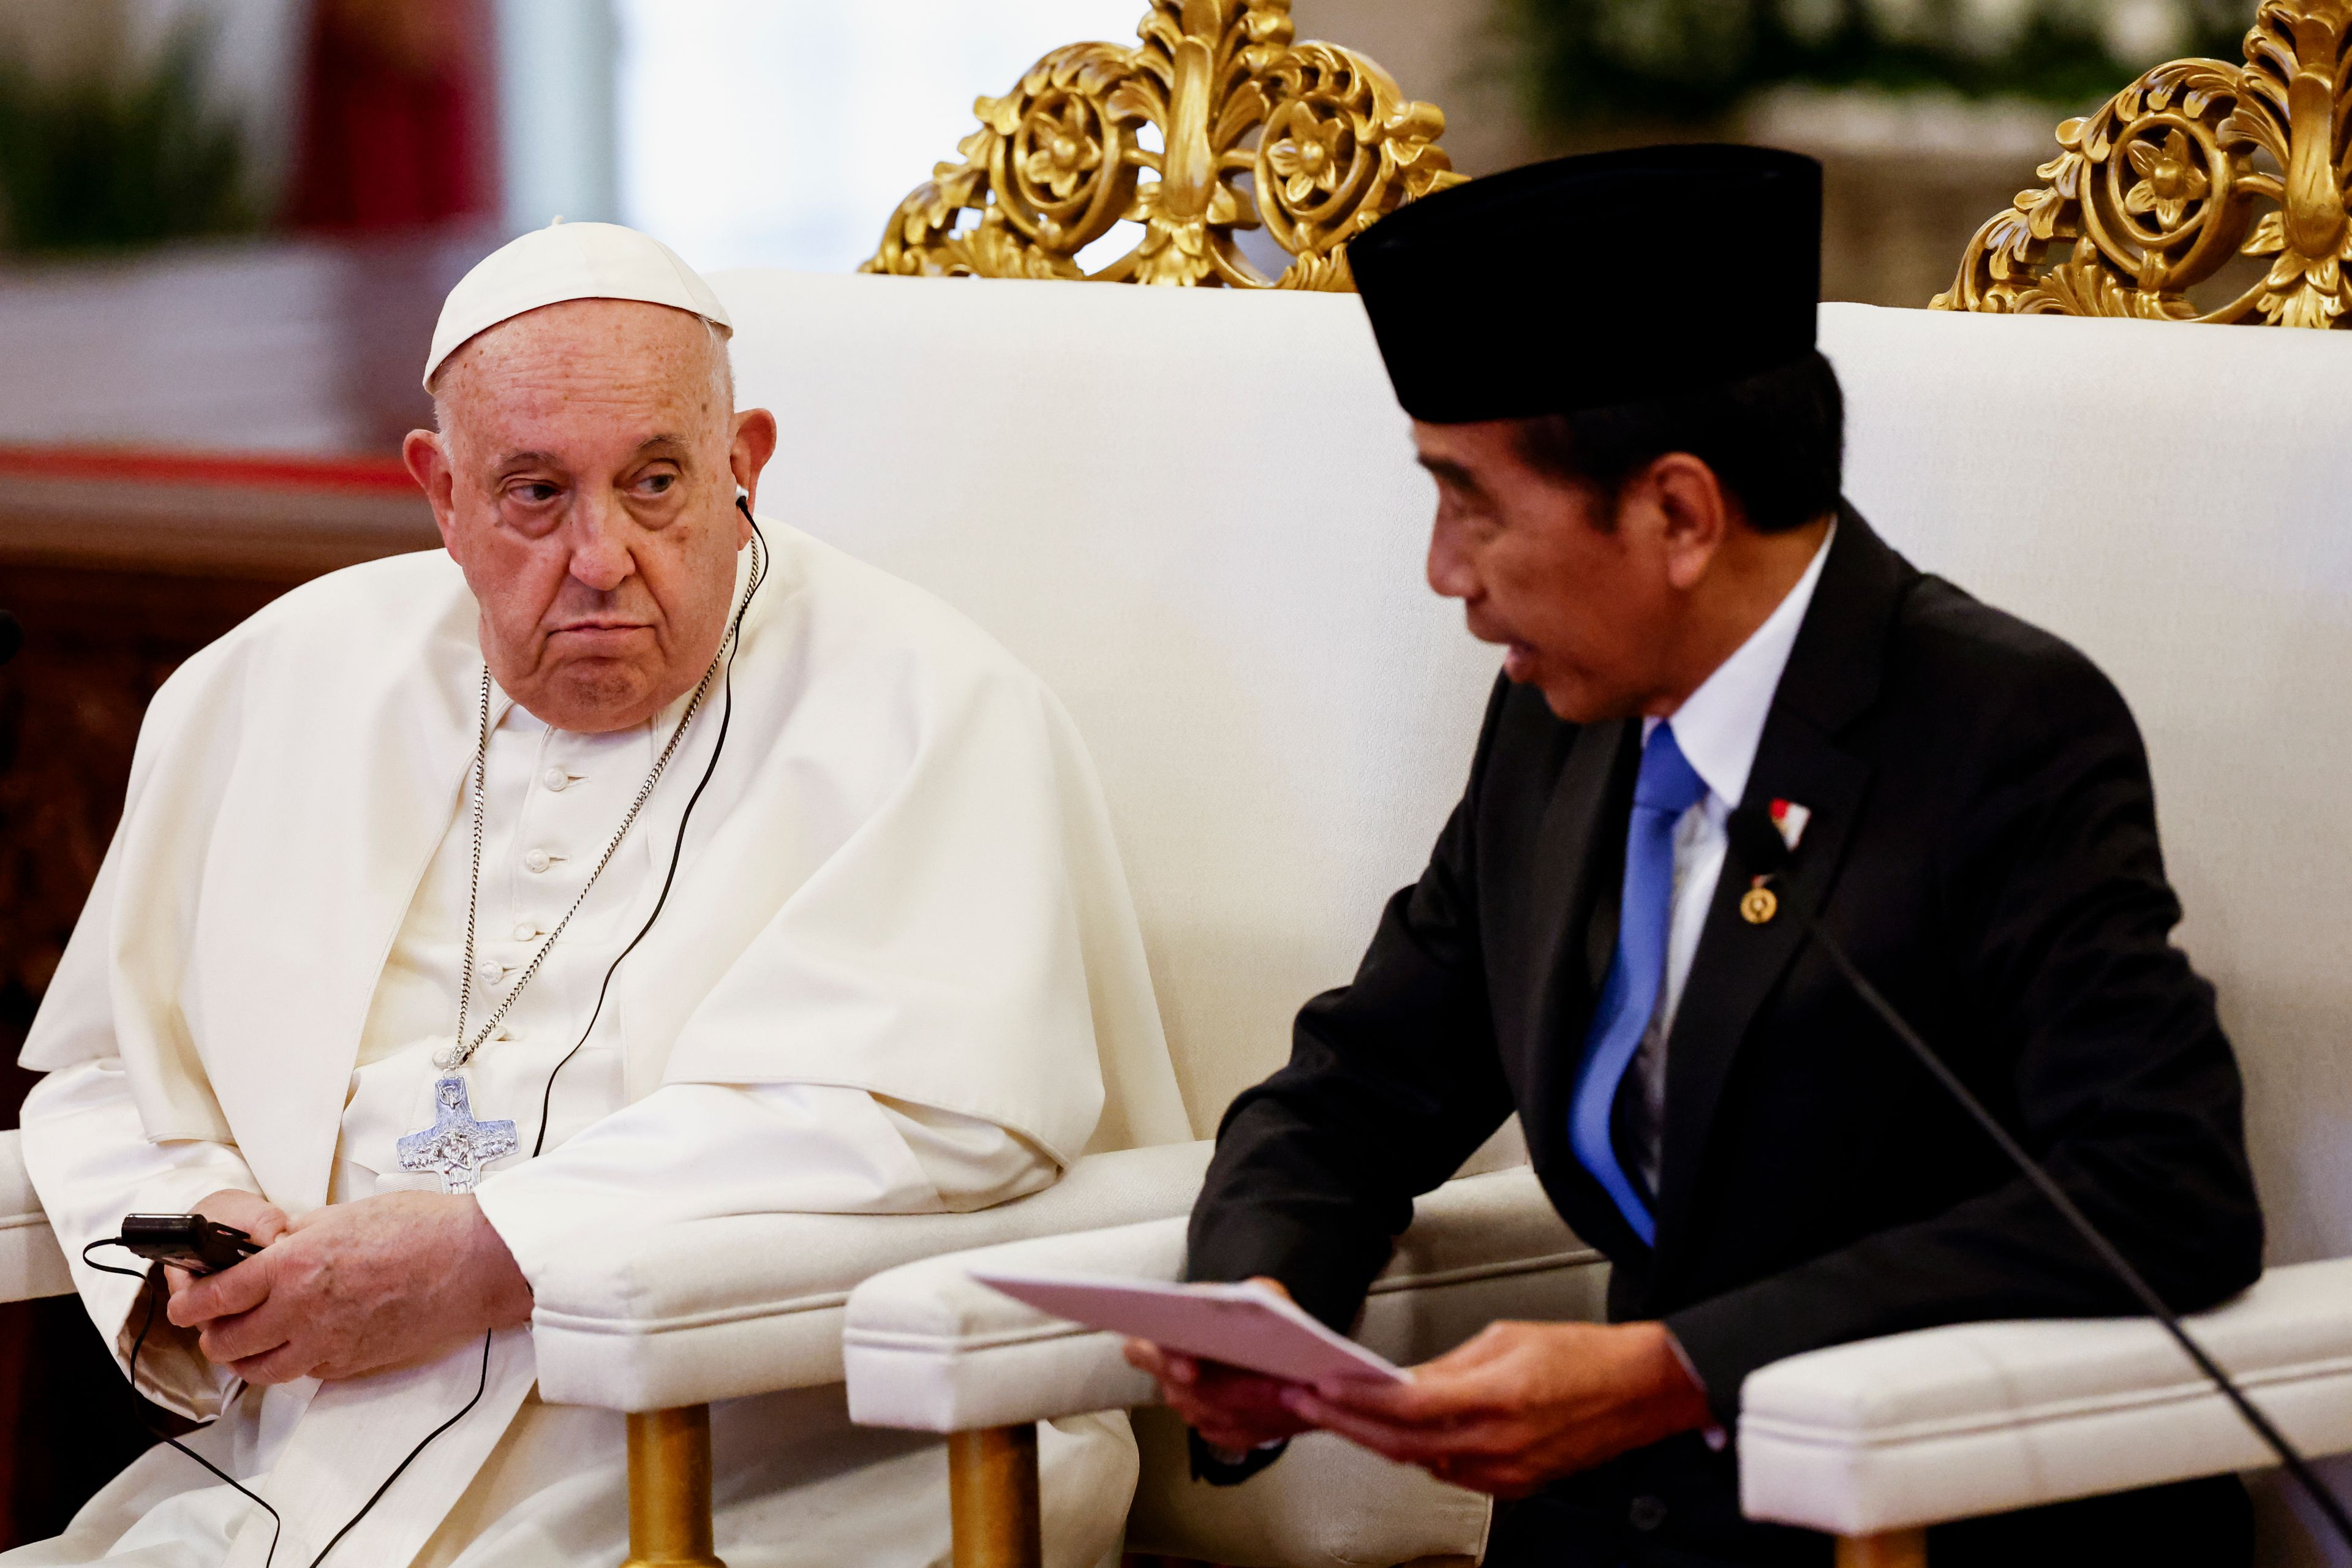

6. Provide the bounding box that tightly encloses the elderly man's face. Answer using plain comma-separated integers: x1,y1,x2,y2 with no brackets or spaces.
404,299,780,734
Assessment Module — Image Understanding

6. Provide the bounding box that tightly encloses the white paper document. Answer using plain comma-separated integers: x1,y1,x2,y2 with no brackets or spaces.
970,1268,1409,1385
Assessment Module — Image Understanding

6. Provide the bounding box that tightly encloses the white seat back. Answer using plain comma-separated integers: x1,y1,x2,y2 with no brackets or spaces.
715,273,1498,1140
1826,303,2352,1266
719,274,2352,1271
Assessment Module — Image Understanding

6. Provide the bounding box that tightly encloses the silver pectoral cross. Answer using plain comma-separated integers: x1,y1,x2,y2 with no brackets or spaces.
397,1076,520,1194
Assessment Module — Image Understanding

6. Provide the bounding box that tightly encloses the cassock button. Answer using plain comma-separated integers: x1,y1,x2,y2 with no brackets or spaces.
1629,1495,1668,1532
524,850,552,874
543,767,570,793
513,922,538,941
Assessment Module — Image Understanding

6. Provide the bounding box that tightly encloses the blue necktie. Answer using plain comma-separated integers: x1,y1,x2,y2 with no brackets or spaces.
1570,722,1707,1246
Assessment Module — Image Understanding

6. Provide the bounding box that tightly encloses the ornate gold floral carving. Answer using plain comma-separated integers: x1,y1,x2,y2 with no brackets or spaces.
862,0,1463,290
1935,0,2352,325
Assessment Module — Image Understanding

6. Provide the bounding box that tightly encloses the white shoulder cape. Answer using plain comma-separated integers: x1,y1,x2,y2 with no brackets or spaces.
24,520,1187,1212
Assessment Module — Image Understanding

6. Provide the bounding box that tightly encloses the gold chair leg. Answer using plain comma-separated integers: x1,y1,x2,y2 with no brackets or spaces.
949,1422,1042,1568
1837,1528,1927,1568
624,1405,725,1568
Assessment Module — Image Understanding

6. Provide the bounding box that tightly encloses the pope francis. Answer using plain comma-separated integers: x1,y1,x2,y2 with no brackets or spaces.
7,224,1183,1568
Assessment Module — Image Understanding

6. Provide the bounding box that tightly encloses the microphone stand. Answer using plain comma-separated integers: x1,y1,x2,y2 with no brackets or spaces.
1726,808,2352,1550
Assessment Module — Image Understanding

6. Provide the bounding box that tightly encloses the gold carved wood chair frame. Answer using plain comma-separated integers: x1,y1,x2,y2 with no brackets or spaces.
1937,0,2352,325
862,0,1462,290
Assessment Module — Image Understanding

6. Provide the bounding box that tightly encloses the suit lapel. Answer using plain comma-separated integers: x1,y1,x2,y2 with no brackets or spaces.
1648,511,1913,1265
1648,734,1866,1258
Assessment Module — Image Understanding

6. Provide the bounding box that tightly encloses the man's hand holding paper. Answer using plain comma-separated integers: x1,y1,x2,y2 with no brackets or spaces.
1121,1276,1316,1455
1280,1320,1710,1498
1120,1279,1709,1496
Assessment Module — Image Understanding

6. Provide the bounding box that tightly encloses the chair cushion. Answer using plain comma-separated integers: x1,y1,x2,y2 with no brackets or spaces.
844,1164,1596,1567
530,1141,1212,1411
1738,1258,2352,1535
0,1130,72,1304
843,1164,1603,1433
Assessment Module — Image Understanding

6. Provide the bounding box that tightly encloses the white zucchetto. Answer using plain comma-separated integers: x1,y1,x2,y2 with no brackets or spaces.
423,220,734,391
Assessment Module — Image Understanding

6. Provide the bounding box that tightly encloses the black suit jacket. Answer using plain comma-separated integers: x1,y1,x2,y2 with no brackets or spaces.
1189,510,2264,1425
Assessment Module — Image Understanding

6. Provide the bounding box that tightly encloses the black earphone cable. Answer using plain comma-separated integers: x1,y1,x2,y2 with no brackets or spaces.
83,1241,499,1561
530,508,766,1156
81,1239,494,1568
80,1242,284,1568
298,1329,494,1568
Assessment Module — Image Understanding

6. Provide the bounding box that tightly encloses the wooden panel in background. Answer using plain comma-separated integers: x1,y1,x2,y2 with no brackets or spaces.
0,448,437,1006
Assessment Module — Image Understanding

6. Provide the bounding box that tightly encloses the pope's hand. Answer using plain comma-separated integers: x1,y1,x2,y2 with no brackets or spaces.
193,1189,292,1246
165,1190,533,1384
1279,1319,1713,1498
1121,1277,1316,1454
160,1190,293,1314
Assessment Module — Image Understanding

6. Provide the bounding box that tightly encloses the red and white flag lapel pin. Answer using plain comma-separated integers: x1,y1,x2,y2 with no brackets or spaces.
1768,799,1812,852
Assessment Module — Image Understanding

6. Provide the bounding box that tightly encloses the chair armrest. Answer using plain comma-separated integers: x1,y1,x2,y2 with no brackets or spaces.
530,1139,1213,1411
1737,1257,2352,1536
844,1163,1605,1432
0,1130,73,1303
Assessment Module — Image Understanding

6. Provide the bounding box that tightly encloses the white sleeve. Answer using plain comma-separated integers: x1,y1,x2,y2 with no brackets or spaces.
472,1082,1055,1291
875,1094,1057,1213
19,1058,257,1420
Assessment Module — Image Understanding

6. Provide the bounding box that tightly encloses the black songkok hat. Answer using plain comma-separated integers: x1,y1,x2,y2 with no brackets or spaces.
1350,144,1823,424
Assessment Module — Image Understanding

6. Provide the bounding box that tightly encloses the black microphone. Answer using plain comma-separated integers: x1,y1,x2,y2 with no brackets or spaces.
0,611,21,668
1725,807,2352,1547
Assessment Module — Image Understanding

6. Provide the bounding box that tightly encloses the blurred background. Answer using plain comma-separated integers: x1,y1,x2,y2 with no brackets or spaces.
0,0,2260,1545
0,0,2258,457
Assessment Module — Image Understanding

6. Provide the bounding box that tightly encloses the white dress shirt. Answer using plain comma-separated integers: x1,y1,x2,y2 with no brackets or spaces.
1625,524,1835,1195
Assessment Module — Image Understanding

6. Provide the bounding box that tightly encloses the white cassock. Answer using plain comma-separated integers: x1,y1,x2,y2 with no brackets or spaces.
9,521,1188,1568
